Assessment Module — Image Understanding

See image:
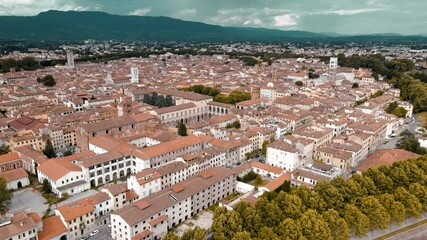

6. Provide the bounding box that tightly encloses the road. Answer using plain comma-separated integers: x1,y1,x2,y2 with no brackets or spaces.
379,117,418,150
88,224,112,240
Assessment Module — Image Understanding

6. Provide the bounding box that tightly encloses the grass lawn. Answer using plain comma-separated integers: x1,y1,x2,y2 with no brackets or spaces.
417,112,427,128
249,178,268,188
374,218,427,240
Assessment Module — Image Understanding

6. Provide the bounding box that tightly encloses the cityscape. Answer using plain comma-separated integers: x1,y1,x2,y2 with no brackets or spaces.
0,1,427,240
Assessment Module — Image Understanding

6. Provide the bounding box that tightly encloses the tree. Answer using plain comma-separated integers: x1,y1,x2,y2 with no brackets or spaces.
212,209,243,240
275,218,302,240
232,231,252,240
0,177,11,213
358,196,390,230
256,227,280,240
295,81,304,87
226,120,241,129
322,209,350,240
314,181,344,211
408,183,427,211
308,72,320,79
299,209,332,240
377,194,405,225
38,75,56,87
234,202,262,235
352,83,359,88
291,186,326,212
343,204,369,237
261,140,269,156
42,179,52,194
42,140,55,159
143,94,151,104
254,175,264,186
178,123,188,136
182,226,207,240
397,137,427,154
240,171,258,183
165,95,174,106
162,232,180,240
394,187,422,218
0,144,11,155
274,192,304,219
63,150,73,157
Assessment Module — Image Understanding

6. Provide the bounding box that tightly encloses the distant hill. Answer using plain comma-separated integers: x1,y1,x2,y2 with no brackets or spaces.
0,10,326,42
0,10,425,42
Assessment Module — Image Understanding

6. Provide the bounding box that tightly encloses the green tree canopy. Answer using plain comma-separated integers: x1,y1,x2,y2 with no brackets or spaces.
178,123,188,136
42,139,55,159
0,177,11,213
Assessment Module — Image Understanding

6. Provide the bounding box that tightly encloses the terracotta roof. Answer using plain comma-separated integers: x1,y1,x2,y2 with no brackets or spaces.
37,216,67,240
0,168,28,181
153,102,196,115
148,215,167,226
113,167,235,226
102,183,128,196
0,211,38,239
356,149,420,172
37,157,82,181
131,229,152,240
250,161,284,175
0,152,21,164
264,173,291,191
56,198,94,221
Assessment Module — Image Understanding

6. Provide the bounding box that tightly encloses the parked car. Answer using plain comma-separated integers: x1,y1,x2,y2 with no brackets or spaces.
90,230,100,237
81,236,90,240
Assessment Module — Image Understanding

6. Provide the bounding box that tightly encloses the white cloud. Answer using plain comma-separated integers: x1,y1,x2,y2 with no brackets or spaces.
274,14,298,27
312,8,382,16
209,7,297,29
129,8,151,16
180,8,196,15
0,0,92,16
243,18,262,26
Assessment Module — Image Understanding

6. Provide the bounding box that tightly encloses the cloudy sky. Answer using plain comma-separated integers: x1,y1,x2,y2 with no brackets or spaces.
1,0,426,35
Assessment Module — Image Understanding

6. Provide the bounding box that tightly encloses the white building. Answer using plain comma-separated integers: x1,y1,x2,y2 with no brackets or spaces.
66,50,74,68
37,153,91,197
266,141,300,171
110,167,236,240
130,66,139,84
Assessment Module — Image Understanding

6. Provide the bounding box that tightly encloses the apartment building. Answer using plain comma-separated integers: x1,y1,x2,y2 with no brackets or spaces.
37,152,94,197
101,183,138,211
76,113,159,151
266,141,299,171
290,162,342,189
55,198,96,240
0,210,41,240
149,103,209,127
110,167,236,240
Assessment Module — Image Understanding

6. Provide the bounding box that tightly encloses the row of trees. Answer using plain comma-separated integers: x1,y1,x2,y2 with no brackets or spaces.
37,75,56,87
213,91,251,104
335,53,414,80
390,75,427,113
183,85,220,97
142,93,174,108
0,57,41,73
208,156,427,240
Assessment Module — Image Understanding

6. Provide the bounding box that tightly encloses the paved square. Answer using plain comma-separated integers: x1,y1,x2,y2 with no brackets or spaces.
8,188,48,217
175,210,214,237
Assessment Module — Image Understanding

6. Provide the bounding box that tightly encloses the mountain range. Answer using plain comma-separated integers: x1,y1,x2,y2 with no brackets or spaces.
0,10,425,42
